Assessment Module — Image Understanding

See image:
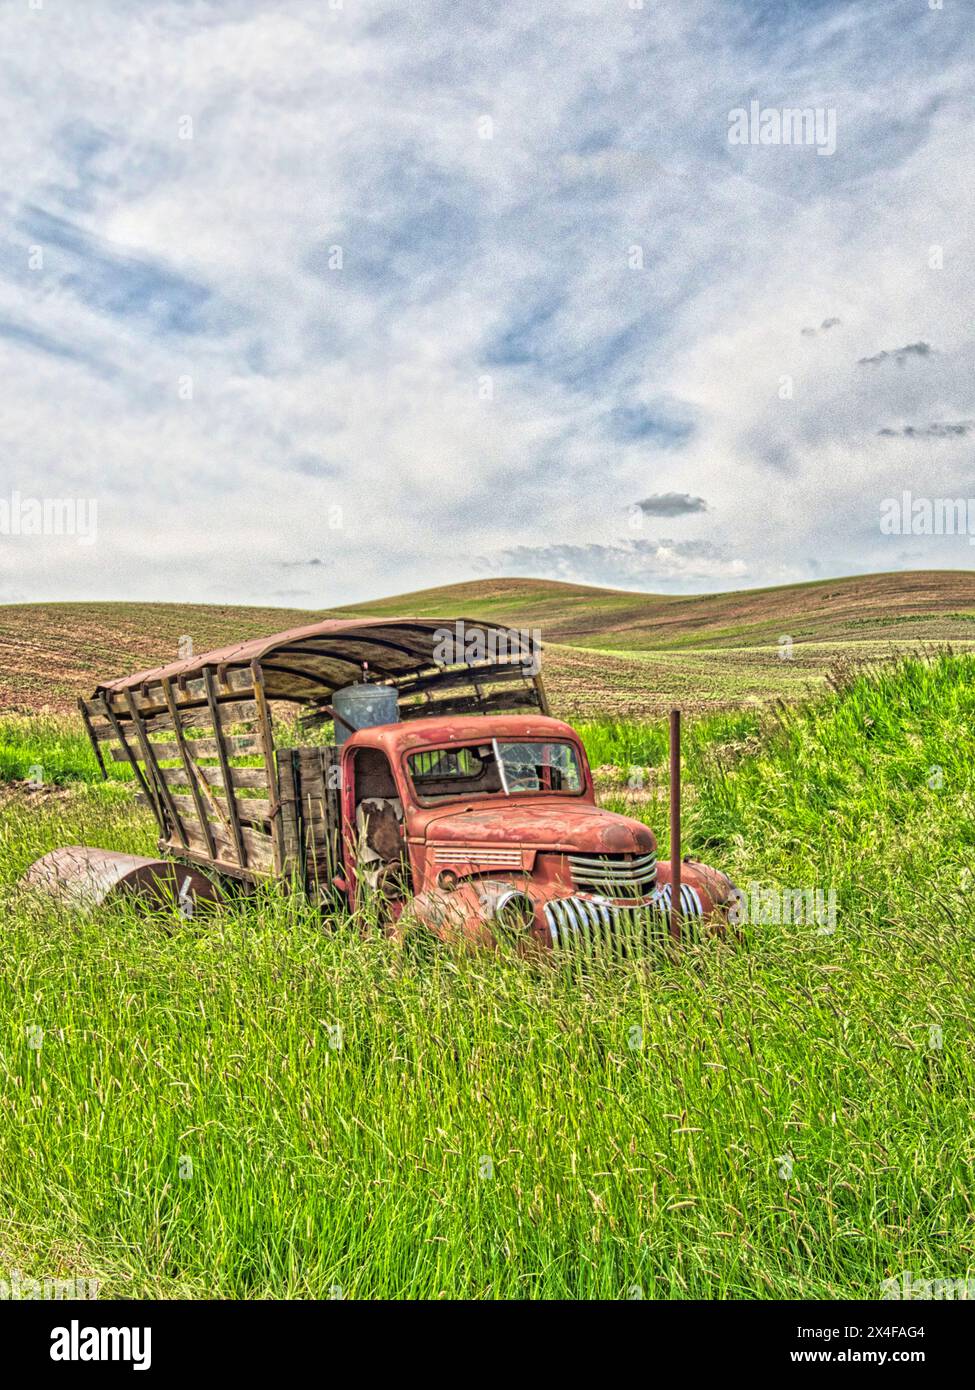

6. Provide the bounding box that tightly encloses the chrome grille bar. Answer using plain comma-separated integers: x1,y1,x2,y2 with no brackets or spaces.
544,885,704,957
567,851,658,890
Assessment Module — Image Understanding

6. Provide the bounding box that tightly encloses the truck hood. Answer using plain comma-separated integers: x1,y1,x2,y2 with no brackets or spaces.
419,800,656,855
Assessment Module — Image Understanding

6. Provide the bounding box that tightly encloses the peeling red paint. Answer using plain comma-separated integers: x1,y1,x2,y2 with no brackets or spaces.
341,713,734,949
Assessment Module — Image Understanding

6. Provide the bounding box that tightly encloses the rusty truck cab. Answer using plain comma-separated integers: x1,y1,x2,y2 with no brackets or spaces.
338,714,598,930
335,713,731,951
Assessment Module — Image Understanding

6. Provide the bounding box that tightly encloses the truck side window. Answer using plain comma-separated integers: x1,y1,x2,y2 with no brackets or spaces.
353,748,399,803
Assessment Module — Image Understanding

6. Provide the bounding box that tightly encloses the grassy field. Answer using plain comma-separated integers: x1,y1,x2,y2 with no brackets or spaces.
1,652,972,1298
2,569,974,717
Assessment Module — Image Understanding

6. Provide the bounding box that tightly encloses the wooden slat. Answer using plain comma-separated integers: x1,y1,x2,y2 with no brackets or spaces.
209,821,273,871
160,764,268,790
161,676,216,862
398,687,541,720
276,752,301,874
78,699,108,777
204,666,247,869
110,734,261,762
101,700,161,827
119,697,259,739
321,744,343,879
297,746,325,798
294,745,343,892
395,662,533,699
104,666,253,718
216,698,259,728
126,689,189,849
160,844,254,883
162,820,275,873
137,808,276,875
185,761,235,842
251,660,284,876
169,792,271,827
534,674,551,716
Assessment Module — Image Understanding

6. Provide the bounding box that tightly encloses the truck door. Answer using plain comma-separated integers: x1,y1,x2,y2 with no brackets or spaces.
347,747,410,910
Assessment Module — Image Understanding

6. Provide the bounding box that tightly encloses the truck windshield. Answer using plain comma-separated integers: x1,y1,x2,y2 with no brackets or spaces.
407,740,584,803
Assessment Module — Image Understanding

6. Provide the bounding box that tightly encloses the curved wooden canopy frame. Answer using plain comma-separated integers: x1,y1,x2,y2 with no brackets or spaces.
90,617,548,715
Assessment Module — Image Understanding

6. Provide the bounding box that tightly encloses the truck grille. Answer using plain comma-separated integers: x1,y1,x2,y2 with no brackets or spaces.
544,884,703,957
567,851,657,896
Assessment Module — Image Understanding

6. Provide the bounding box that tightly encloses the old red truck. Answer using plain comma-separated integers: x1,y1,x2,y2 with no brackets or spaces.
26,618,734,956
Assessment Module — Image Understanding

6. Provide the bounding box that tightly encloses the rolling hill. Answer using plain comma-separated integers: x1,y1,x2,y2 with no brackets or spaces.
1,570,973,719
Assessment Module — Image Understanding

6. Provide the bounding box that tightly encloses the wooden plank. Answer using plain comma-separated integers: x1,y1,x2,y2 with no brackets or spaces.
160,764,268,790
101,700,161,828
534,674,551,716
163,844,256,884
151,805,272,861
169,792,271,827
276,754,301,875
398,687,541,720
295,746,343,891
297,748,325,888
125,689,188,849
396,662,533,699
121,697,259,739
322,742,342,824
210,821,273,871
134,707,201,738
162,824,274,876
90,721,120,741
204,666,247,869
78,699,108,778
104,666,254,719
161,676,216,862
321,744,343,881
277,754,296,803
297,746,325,798
251,660,284,876
110,733,261,762
186,760,235,843
216,698,260,728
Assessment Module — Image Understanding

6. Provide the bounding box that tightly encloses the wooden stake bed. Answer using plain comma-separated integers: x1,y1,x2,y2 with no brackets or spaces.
81,666,281,881
78,618,549,890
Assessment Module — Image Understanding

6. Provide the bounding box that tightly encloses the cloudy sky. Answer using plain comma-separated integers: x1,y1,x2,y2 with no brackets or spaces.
1,0,973,605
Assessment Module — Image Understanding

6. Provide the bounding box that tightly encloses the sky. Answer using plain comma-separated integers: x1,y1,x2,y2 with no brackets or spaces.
0,0,973,606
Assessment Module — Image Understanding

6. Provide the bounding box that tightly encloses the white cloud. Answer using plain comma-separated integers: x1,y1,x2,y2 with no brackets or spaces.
0,0,972,604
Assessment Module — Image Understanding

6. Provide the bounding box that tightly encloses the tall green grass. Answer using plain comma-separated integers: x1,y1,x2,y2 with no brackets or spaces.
0,654,973,1298
0,715,130,786
577,708,763,781
0,709,330,791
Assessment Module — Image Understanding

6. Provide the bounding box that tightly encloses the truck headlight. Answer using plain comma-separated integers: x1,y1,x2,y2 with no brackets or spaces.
491,889,536,937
